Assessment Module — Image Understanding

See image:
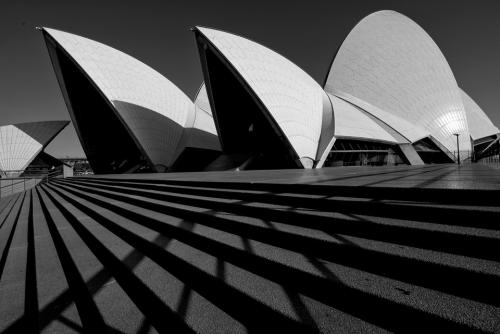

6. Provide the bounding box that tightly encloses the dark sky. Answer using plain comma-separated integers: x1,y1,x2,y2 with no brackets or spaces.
1,0,499,158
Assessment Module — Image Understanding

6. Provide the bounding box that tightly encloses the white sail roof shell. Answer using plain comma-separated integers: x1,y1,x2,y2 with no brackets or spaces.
334,91,429,143
328,94,398,143
197,27,327,161
44,28,192,128
460,89,499,140
325,10,470,153
43,28,218,168
0,121,68,173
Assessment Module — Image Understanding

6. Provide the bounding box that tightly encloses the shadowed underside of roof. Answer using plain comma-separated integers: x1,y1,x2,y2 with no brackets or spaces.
13,120,69,147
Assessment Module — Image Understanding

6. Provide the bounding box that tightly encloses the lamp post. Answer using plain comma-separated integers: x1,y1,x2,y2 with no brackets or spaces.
453,133,460,165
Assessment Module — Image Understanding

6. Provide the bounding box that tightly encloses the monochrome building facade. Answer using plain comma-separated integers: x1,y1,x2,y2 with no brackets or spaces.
40,11,499,174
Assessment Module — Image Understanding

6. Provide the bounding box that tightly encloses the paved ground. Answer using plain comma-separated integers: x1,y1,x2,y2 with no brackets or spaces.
92,162,500,190
0,164,499,333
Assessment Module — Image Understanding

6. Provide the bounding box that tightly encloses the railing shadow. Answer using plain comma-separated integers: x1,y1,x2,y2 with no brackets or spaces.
56,178,500,262
0,193,26,283
50,181,500,307
64,178,500,230
2,174,497,333
38,186,196,334
42,182,490,333
5,185,181,333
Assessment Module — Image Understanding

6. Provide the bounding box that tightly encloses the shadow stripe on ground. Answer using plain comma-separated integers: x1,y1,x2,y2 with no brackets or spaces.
44,182,494,332
61,178,500,231
55,179,500,263
37,186,196,334
45,184,320,334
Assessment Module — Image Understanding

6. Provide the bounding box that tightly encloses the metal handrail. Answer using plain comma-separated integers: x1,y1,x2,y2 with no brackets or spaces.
0,178,42,190
0,166,64,198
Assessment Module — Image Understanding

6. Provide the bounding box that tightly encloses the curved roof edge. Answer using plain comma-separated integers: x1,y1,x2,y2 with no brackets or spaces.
333,90,429,143
327,93,400,144
315,91,335,166
321,10,403,88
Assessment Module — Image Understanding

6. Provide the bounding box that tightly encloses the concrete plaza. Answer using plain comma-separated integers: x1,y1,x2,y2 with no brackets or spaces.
0,164,499,333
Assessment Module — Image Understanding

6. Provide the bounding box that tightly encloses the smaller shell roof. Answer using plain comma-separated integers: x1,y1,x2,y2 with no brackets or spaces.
13,120,69,147
460,89,499,141
334,91,429,143
328,94,398,144
0,120,69,172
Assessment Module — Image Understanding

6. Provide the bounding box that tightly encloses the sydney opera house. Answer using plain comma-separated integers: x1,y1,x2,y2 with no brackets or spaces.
37,10,498,174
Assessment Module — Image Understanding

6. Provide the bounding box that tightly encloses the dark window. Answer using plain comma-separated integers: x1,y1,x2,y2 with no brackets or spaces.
325,139,405,167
